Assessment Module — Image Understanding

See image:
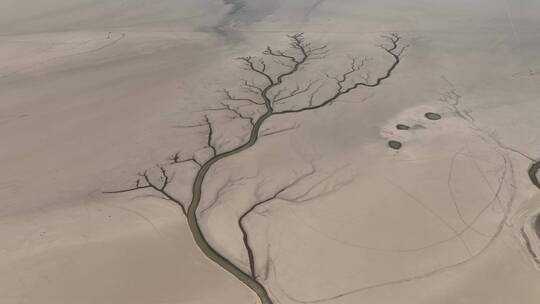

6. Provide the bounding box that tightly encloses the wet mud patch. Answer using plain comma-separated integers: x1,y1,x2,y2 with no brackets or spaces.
388,140,402,150
424,112,441,120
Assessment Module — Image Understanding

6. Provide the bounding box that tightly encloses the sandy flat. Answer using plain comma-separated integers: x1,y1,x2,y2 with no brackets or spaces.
2,1,540,304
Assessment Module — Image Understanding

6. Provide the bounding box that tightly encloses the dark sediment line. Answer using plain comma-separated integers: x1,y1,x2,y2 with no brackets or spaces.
535,216,540,240
521,227,540,265
524,160,540,266
528,160,540,190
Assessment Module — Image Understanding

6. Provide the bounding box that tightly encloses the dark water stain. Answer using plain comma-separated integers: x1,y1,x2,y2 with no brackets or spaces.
304,0,327,21
213,0,279,42
388,140,402,150
224,0,246,15
425,112,441,120
396,124,410,130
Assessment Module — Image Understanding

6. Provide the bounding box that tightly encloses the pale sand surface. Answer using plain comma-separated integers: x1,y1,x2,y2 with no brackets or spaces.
2,1,540,303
